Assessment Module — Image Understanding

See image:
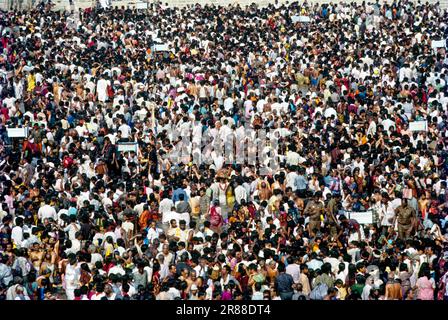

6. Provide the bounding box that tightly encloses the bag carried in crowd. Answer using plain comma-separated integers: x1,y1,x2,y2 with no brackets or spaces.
210,206,223,227
107,84,114,98
310,283,328,300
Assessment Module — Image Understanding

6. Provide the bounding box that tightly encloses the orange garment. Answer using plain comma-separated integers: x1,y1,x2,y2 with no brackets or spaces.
139,210,151,229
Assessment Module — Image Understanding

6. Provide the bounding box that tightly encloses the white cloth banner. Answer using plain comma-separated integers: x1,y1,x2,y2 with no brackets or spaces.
136,2,148,9
153,44,169,52
431,40,446,49
99,0,110,9
291,15,311,23
117,142,138,153
409,121,427,132
348,211,373,224
7,127,29,138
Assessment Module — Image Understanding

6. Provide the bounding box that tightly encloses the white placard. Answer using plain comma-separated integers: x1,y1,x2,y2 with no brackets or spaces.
291,15,311,23
409,121,427,132
136,2,148,9
117,142,138,153
348,211,373,224
99,0,110,9
7,127,29,138
153,44,169,52
431,40,446,49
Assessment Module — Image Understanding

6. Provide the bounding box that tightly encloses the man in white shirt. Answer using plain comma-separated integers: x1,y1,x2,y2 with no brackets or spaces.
381,116,396,133
168,284,181,300
64,216,81,240
11,217,24,248
178,212,191,227
285,256,301,283
390,193,402,211
323,251,341,275
108,263,126,276
159,194,174,216
122,216,135,237
177,220,189,243
38,202,57,221
234,183,248,205
96,76,110,103
352,155,365,175
286,167,299,192
147,221,163,244
162,206,179,231
218,120,233,146
256,98,266,113
286,150,300,166
118,119,132,140
223,96,234,113
69,232,82,254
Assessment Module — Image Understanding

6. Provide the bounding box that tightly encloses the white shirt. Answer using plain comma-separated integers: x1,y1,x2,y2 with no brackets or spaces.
64,223,81,240
286,263,301,283
104,231,117,244
91,292,106,300
234,185,248,204
381,118,396,133
93,233,105,247
91,253,103,266
162,210,178,224
65,263,80,290
108,265,126,276
11,226,23,247
390,198,402,210
147,227,163,243
178,212,190,226
324,107,337,119
286,171,299,191
323,257,340,275
223,97,234,112
70,239,81,253
159,198,174,215
286,151,300,166
38,205,57,221
168,287,181,300
96,78,110,102
118,123,132,138
122,221,134,234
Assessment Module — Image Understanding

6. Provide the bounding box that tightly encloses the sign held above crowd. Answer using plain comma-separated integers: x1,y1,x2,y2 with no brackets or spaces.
117,142,139,153
409,121,428,132
431,39,446,49
6,127,29,138
291,15,311,23
347,211,374,225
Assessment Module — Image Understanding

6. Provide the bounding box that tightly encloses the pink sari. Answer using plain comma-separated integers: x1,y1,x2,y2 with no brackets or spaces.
416,276,434,300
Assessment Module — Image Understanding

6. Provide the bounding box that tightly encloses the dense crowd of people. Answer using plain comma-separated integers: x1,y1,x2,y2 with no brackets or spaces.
0,0,448,300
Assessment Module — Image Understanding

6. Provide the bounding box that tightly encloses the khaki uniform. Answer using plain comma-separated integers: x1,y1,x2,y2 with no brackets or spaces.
326,198,339,237
396,206,416,240
305,200,324,233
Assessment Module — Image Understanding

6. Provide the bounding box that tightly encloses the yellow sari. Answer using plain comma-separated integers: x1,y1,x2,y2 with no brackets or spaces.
226,185,235,209
27,73,35,92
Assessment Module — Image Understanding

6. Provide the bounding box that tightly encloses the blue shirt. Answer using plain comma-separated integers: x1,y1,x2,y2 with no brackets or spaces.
295,175,308,191
68,207,77,216
67,114,75,125
323,175,332,187
172,188,188,203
